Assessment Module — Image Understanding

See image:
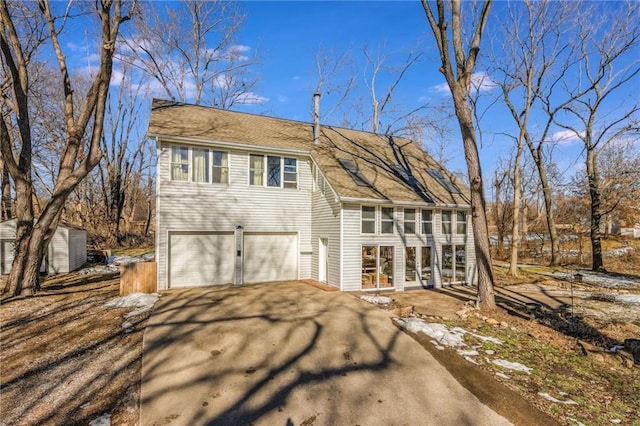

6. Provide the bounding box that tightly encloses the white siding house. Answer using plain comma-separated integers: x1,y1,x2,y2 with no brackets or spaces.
149,99,477,292
0,219,87,275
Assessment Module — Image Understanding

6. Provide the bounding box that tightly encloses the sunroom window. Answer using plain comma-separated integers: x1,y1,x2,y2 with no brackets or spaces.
422,209,433,235
404,208,416,234
442,210,452,234
381,207,394,234
456,211,467,235
361,206,375,234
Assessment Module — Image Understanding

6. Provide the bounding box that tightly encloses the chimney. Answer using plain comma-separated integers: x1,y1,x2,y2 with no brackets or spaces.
313,92,321,145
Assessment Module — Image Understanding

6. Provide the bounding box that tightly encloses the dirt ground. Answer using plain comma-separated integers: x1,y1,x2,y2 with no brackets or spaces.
1,264,639,425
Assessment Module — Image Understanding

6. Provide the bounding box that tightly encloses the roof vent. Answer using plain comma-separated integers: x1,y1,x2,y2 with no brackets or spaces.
338,158,372,187
313,92,321,145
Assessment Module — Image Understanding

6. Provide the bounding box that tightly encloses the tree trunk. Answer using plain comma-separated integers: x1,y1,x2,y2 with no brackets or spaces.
509,148,522,277
532,154,560,265
494,172,504,258
1,155,11,220
452,87,496,310
586,148,604,271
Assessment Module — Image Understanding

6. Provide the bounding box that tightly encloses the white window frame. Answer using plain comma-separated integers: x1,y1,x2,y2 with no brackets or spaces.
456,211,468,235
361,206,376,234
170,146,229,184
422,209,433,235
380,207,394,234
249,154,298,189
211,150,229,184
442,210,452,235
403,208,417,234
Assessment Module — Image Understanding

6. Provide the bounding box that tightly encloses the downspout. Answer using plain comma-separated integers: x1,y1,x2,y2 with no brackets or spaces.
313,92,321,145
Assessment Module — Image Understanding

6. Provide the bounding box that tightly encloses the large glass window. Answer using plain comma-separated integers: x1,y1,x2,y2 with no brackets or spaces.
192,148,210,183
283,157,297,189
361,206,376,234
381,207,394,234
361,245,394,289
249,154,264,186
442,245,454,283
212,151,228,184
456,211,467,235
170,146,189,181
404,208,416,234
267,155,281,187
442,210,452,234
422,209,433,235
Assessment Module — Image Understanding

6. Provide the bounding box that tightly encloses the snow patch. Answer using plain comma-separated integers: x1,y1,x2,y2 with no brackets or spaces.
89,413,111,426
491,359,532,373
538,392,577,405
495,372,511,379
612,294,640,305
457,349,479,357
104,293,159,316
360,295,393,305
395,318,503,348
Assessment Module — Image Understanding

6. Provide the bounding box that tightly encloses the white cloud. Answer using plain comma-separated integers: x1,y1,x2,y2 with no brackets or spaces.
551,129,584,144
432,71,497,95
292,76,302,80
235,92,269,105
277,95,288,103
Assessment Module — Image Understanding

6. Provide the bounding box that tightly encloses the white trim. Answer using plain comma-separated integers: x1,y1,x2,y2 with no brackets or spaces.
152,134,310,156
340,196,470,209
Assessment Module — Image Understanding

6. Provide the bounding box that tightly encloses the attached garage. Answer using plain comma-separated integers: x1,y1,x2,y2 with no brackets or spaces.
243,232,298,284
168,231,235,288
0,219,87,275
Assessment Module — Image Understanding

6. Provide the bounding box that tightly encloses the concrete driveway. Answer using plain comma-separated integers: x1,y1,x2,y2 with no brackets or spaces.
140,281,512,426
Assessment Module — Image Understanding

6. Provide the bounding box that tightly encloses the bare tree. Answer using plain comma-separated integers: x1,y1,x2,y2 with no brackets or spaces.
555,1,640,271
121,0,259,108
1,0,132,297
421,0,496,310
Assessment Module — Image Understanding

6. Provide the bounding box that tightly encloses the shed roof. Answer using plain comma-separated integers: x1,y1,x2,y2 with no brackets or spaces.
148,99,470,206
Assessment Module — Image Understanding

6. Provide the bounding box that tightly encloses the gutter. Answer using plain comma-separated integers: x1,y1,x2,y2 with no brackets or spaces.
149,133,311,156
338,196,471,209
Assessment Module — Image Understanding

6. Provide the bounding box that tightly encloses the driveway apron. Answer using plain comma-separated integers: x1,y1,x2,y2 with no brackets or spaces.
140,281,511,426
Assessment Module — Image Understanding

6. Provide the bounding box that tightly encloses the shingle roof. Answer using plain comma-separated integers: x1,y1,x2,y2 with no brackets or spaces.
148,99,471,206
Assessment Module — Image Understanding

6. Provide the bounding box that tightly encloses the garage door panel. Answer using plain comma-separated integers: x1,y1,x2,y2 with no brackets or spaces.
243,233,297,284
169,232,234,288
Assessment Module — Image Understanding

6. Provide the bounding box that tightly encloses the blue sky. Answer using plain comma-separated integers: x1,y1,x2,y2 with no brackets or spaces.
55,1,639,189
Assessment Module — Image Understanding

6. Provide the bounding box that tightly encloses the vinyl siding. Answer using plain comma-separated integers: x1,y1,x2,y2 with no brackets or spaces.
311,179,341,288
68,229,87,272
156,142,312,290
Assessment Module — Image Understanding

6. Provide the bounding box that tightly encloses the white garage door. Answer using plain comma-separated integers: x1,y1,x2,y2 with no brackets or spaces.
169,232,234,288
243,233,298,284
1,240,15,275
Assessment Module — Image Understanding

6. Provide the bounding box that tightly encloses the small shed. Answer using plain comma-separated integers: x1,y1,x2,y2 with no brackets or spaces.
0,219,87,275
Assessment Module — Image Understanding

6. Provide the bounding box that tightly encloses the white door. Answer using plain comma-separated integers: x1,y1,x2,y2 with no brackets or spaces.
243,233,298,283
319,238,328,282
169,232,235,288
1,240,15,275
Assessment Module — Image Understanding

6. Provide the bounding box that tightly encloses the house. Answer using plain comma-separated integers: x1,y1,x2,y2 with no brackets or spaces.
148,99,476,291
0,219,87,275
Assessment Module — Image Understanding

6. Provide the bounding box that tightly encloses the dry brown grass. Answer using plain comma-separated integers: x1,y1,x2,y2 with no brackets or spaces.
0,272,149,426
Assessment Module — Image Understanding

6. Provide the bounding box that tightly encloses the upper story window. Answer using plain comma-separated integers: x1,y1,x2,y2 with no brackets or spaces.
284,158,297,188
457,211,468,235
170,146,228,184
422,209,433,235
381,207,394,234
442,210,452,234
404,208,416,234
171,146,189,181
212,151,229,184
250,154,298,189
192,148,210,183
361,206,376,234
